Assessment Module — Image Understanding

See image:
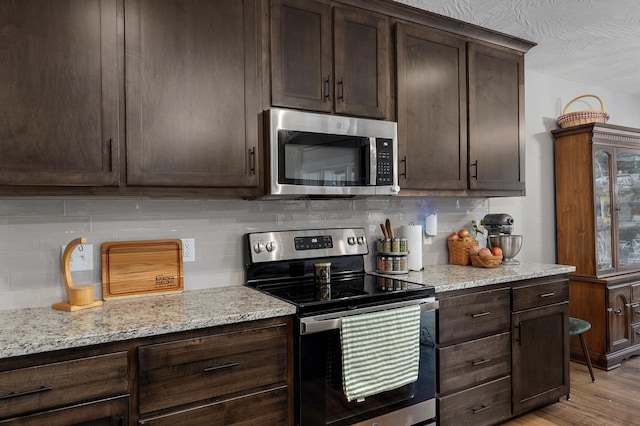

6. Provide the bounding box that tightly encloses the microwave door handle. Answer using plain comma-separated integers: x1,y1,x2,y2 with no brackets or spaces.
370,137,377,186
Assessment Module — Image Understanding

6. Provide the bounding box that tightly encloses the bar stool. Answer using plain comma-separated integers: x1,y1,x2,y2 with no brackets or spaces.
569,317,596,383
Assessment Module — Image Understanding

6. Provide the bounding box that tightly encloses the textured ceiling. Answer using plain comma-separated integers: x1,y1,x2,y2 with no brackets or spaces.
395,0,640,95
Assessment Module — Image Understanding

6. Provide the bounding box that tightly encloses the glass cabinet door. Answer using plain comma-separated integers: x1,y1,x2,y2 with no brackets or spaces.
615,150,640,270
594,149,613,271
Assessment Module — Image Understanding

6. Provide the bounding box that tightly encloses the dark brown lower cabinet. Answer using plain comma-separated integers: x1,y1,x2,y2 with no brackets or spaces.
511,302,569,415
437,275,569,426
0,317,293,426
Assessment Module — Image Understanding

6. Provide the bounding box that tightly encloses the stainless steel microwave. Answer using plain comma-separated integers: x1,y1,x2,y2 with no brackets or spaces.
265,108,399,198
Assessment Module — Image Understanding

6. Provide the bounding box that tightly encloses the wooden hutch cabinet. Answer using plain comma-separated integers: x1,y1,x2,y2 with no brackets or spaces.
553,123,640,369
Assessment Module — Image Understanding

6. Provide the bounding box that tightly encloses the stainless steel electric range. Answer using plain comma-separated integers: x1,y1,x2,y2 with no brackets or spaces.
245,228,437,426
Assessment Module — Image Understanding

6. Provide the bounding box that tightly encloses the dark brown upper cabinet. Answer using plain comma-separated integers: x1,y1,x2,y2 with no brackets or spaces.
125,0,262,194
396,21,528,195
396,23,467,191
0,0,119,187
270,0,390,119
468,42,526,193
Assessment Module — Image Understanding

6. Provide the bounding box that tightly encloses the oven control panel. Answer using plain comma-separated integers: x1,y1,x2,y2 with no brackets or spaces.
247,228,368,263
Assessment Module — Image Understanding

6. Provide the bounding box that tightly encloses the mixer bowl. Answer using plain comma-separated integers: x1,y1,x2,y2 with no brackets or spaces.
489,235,523,265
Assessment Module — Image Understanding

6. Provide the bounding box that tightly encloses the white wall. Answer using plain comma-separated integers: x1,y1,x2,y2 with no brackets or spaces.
2,71,639,311
490,70,640,263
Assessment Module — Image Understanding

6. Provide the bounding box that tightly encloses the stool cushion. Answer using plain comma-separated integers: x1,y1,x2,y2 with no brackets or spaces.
569,317,591,336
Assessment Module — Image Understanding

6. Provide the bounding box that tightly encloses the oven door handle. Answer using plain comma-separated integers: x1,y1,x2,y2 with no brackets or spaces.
300,297,438,335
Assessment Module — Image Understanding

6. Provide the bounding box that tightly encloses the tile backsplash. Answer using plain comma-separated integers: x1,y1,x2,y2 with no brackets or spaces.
0,196,488,310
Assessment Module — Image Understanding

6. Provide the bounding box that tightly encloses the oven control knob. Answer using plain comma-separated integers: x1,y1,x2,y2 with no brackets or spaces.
266,241,276,252
347,236,356,245
357,236,365,245
253,242,265,253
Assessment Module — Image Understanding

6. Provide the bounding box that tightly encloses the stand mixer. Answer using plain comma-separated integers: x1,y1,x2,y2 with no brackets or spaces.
483,213,523,265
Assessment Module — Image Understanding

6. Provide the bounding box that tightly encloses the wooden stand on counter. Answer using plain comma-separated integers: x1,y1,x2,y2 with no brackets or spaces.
52,237,102,312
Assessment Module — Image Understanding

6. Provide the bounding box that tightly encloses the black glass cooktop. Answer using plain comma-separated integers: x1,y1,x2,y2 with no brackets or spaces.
251,273,434,316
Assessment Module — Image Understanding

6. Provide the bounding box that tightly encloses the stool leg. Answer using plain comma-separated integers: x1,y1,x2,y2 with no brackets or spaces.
578,333,596,382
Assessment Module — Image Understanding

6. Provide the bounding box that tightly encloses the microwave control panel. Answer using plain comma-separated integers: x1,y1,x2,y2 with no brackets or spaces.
376,138,394,185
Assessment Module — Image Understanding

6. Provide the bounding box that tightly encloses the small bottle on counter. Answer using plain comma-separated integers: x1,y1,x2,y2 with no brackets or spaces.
399,238,408,253
392,238,400,252
393,257,401,271
384,257,393,272
400,256,408,271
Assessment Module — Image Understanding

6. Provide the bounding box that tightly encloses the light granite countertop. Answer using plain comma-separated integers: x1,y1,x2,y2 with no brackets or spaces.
1,262,574,360
374,262,575,293
0,286,296,360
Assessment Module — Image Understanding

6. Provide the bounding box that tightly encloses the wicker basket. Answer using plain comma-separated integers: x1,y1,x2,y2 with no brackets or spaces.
448,239,478,265
470,253,503,268
557,94,610,128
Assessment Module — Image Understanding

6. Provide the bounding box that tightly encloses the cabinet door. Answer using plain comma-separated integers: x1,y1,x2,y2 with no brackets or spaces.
606,285,632,353
631,283,640,325
468,42,525,192
512,302,569,415
271,0,332,112
396,23,467,190
0,0,119,187
614,149,640,272
125,0,260,190
593,149,615,273
333,6,389,119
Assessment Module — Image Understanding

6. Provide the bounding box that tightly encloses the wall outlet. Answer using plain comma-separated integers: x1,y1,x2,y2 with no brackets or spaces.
61,244,93,271
181,238,195,262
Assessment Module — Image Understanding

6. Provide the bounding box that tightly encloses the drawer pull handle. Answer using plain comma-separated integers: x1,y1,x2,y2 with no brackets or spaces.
472,404,491,414
0,386,53,401
204,362,239,373
539,292,555,298
471,312,490,318
472,358,492,366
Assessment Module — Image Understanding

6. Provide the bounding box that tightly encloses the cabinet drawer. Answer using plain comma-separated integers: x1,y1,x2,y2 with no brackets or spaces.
512,279,568,311
438,332,510,394
0,395,129,426
0,352,128,419
438,288,510,344
138,322,288,414
138,386,288,425
438,376,511,426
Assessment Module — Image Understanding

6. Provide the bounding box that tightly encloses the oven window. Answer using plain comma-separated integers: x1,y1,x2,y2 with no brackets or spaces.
278,130,370,186
298,309,435,426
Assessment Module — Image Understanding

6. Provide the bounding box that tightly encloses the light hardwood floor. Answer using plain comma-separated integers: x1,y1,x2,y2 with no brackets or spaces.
504,356,640,425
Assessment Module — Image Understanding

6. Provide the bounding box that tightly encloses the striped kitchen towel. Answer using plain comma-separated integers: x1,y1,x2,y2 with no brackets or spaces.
340,304,421,402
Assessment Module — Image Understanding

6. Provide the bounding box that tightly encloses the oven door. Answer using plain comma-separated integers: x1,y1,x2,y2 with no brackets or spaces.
297,299,437,426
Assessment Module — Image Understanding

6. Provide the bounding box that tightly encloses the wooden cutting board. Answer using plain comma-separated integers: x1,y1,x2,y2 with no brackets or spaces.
102,239,184,299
